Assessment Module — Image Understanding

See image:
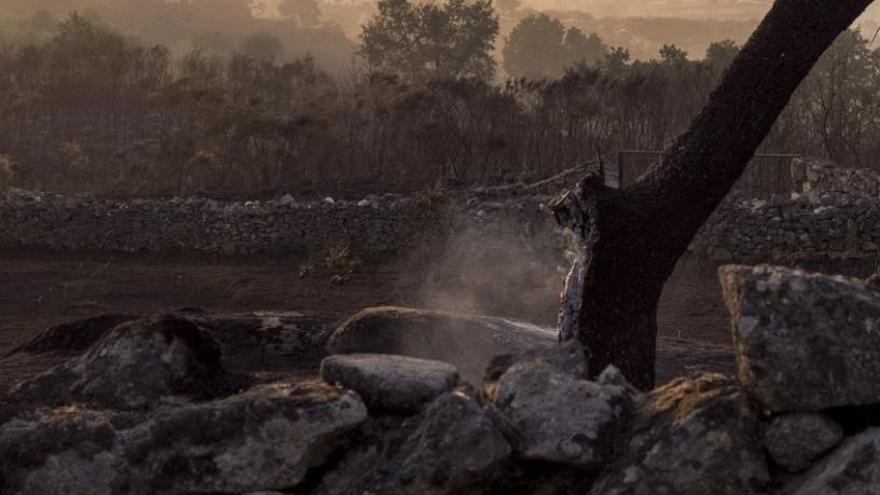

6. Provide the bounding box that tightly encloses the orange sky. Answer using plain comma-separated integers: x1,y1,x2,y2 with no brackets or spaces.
257,0,880,30
270,0,880,23
512,0,880,24
525,0,770,20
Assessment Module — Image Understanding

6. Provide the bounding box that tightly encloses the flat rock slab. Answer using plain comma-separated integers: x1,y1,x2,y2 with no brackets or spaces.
721,265,880,412
320,354,458,413
326,306,556,384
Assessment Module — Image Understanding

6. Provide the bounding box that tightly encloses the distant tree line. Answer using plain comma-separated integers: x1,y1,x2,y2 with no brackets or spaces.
0,5,878,198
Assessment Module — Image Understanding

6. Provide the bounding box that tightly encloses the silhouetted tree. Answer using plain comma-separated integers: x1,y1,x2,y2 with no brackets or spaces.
564,28,605,66
704,39,740,71
599,46,631,74
45,12,129,106
360,0,499,82
553,0,876,390
794,29,880,167
658,43,688,64
503,13,605,79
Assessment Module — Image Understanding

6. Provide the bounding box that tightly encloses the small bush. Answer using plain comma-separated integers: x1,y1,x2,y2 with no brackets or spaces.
324,243,354,271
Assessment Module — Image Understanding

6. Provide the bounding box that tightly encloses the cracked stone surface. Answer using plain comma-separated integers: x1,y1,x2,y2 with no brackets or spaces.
491,357,630,468
589,374,769,495
721,264,880,412
0,382,367,495
315,391,511,495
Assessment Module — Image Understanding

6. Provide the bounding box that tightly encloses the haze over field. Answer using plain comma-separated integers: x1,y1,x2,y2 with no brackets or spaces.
3,0,880,69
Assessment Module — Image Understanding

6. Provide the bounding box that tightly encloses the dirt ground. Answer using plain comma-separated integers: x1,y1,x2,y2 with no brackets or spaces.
9,247,870,389
0,247,747,388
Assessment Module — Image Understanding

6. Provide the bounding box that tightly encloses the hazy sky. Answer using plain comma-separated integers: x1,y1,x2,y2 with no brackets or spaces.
527,0,770,20
516,0,880,24
259,0,880,25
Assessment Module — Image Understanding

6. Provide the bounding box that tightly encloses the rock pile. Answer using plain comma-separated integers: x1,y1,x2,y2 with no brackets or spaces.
4,264,880,493
0,315,366,495
722,265,880,493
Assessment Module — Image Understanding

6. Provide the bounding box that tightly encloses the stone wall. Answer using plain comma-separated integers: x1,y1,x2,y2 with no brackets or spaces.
791,157,880,202
0,188,562,264
0,191,446,257
2,158,880,263
693,157,880,262
691,195,880,263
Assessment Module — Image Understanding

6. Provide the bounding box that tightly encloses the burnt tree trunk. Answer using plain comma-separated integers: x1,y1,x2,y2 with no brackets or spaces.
554,0,875,390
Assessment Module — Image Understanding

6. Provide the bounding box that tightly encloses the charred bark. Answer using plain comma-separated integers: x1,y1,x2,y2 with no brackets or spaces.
556,0,875,390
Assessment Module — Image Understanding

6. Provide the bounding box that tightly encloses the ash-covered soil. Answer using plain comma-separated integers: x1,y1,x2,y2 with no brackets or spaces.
2,249,858,390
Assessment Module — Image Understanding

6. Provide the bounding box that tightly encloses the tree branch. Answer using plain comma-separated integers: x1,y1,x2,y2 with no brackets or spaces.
629,0,874,259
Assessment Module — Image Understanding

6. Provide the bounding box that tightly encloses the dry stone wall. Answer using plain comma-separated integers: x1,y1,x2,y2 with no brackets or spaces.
691,195,880,263
0,191,447,257
792,157,880,202
1,158,879,263
0,189,562,261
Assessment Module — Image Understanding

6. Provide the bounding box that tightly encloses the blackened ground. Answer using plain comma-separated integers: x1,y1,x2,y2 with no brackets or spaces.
0,249,870,391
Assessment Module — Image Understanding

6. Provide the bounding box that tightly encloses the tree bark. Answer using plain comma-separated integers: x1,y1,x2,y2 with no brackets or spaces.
554,0,875,390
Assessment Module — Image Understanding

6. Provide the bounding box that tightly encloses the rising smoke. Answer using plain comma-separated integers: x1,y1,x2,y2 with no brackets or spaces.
410,204,566,325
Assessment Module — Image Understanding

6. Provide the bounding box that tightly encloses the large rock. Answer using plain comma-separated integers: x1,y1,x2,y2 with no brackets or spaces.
0,409,122,495
589,373,769,495
9,315,239,410
177,309,330,367
721,265,880,412
484,339,589,382
8,313,138,354
763,412,843,472
8,309,330,373
327,306,557,384
0,381,367,494
491,349,629,469
320,354,458,413
483,339,590,398
315,391,511,494
784,427,880,494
